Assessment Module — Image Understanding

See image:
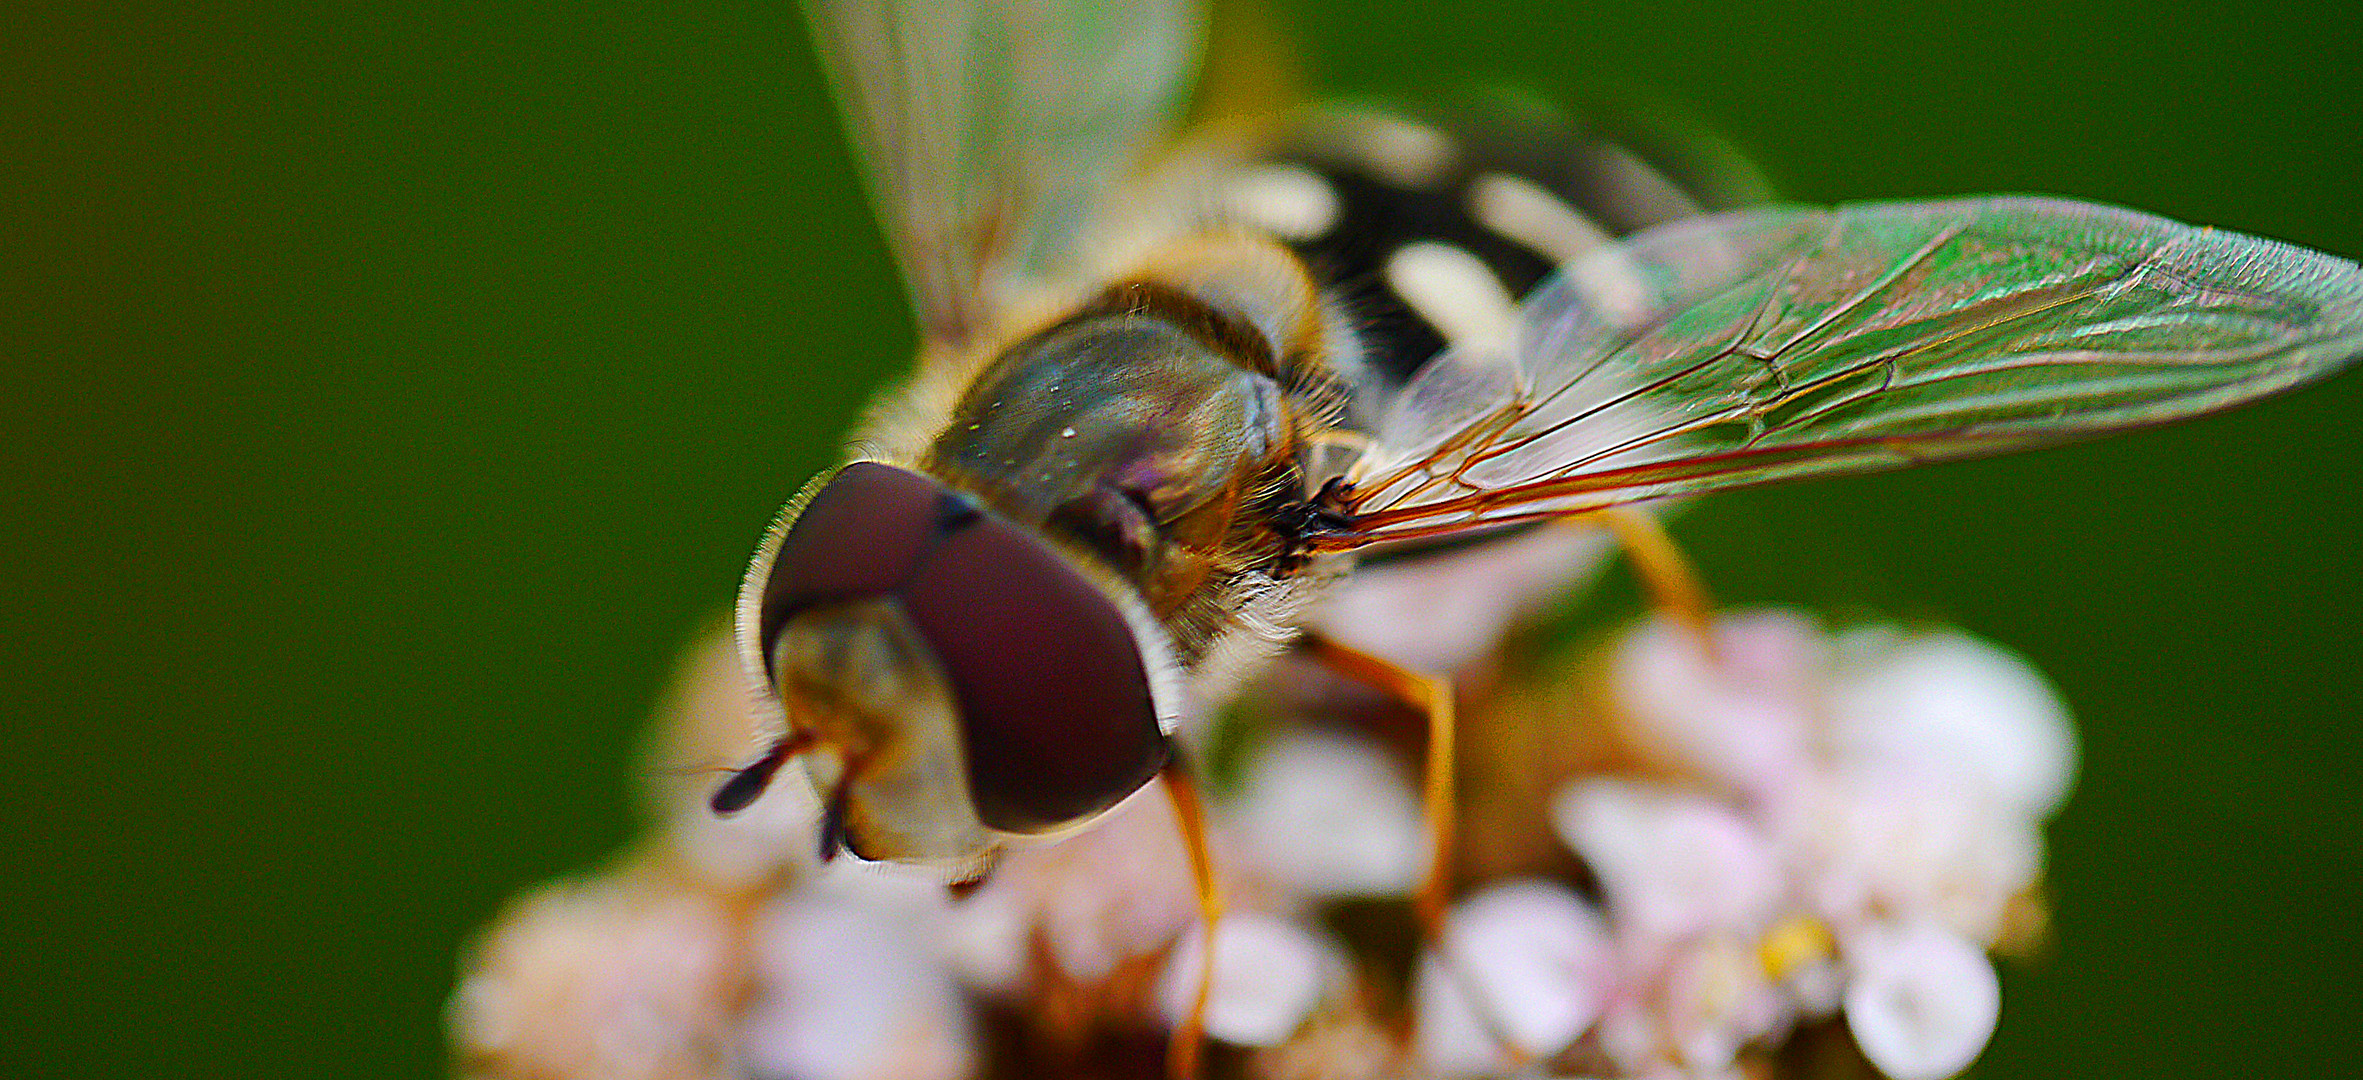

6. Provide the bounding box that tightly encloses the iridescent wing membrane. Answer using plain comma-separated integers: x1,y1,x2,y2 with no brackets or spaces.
804,0,1205,344
1338,197,2363,545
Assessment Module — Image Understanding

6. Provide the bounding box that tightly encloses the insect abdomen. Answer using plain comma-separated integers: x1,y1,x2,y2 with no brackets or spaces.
1223,97,1765,388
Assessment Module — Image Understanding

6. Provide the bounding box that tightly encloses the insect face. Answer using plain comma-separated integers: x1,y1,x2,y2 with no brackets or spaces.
746,461,1174,872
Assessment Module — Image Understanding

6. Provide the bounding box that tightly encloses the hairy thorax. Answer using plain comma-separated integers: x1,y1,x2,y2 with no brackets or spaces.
920,235,1358,682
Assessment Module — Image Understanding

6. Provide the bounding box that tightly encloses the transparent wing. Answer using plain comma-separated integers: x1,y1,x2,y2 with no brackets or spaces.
1335,197,2363,545
805,0,1206,344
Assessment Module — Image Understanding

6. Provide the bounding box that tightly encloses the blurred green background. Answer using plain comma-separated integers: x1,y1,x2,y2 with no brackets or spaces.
6,0,2356,1076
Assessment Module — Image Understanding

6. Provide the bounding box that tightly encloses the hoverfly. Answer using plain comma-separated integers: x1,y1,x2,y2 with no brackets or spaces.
713,0,2363,1058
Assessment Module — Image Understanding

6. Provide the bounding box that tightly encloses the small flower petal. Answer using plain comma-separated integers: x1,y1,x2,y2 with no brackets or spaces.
450,874,742,1080
1414,880,1615,1074
1661,935,1786,1072
1841,921,2001,1080
1550,779,1782,939
1789,777,2043,944
741,881,973,1080
1827,628,2078,819
1608,611,1821,795
1231,730,1426,898
1158,913,1342,1047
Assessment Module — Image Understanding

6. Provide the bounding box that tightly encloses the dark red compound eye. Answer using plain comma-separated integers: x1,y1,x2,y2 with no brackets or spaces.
757,462,942,667
897,498,1169,832
756,462,1170,835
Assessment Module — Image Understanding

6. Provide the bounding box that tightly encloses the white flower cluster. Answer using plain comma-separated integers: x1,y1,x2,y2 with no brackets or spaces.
1414,610,2076,1079
450,607,2074,1080
448,871,745,1080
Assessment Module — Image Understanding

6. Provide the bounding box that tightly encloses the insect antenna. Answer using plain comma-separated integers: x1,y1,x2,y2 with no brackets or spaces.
816,767,859,863
707,728,817,815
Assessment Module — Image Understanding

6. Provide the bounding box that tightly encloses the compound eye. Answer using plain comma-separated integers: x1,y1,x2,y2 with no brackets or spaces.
899,512,1170,834
755,462,943,674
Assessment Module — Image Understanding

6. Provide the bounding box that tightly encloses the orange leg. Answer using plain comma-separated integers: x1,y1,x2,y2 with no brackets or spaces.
1296,634,1532,1066
1582,506,1719,660
1161,750,1223,1080
1297,634,1458,932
